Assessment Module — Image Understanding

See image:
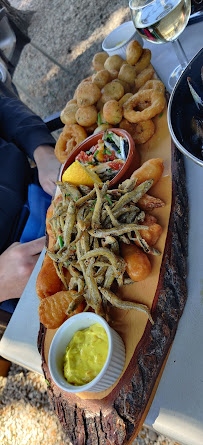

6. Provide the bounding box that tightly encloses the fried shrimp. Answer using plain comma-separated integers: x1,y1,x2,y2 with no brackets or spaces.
126,40,143,66
101,81,124,103
123,89,166,123
92,69,111,89
118,63,136,86
38,290,85,329
131,158,164,186
134,49,151,74
134,65,155,92
119,118,155,144
103,99,123,125
75,105,98,127
60,103,78,125
77,82,101,107
140,79,165,94
55,124,87,163
92,51,109,71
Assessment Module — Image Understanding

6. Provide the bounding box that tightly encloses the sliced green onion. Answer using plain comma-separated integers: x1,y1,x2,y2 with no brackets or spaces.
93,150,99,158
58,235,64,248
97,112,102,126
106,149,112,156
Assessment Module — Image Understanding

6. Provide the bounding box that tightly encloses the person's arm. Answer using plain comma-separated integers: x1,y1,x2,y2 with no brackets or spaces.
33,144,60,196
0,238,46,302
0,95,56,160
0,94,60,196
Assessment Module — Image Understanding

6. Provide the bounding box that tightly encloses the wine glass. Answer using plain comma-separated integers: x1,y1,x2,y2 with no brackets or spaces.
129,0,191,91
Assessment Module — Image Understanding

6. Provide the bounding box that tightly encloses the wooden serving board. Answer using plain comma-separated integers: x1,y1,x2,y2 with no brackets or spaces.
37,104,188,444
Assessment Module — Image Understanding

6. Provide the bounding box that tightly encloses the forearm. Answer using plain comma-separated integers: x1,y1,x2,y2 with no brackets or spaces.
0,95,55,160
33,145,60,196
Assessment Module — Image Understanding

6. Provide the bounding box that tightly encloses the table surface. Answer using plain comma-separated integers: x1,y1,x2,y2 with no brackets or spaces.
0,20,203,445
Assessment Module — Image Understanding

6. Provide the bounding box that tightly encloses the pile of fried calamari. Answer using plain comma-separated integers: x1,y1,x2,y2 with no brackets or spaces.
37,177,165,328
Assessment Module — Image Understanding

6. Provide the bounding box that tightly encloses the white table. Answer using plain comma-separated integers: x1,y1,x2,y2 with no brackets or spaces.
0,20,203,445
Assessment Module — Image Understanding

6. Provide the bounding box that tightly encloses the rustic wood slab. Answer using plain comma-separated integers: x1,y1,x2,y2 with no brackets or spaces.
37,108,188,444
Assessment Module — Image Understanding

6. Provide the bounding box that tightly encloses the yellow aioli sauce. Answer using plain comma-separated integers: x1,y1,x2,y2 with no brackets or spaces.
63,323,108,386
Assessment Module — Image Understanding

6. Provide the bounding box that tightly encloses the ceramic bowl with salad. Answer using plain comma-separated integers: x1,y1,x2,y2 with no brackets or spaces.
60,128,140,187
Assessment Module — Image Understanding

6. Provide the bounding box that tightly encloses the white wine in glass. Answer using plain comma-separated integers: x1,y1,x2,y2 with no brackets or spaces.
129,0,191,89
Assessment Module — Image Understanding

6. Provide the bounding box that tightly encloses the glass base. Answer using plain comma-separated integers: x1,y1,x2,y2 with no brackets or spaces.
168,63,187,92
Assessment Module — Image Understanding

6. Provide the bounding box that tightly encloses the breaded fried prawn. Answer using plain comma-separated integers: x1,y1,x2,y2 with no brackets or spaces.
131,158,164,186
134,49,151,74
118,63,136,86
93,51,109,71
75,105,98,127
101,80,124,103
92,70,111,89
134,65,155,92
38,290,85,329
126,40,143,65
77,82,101,107
103,99,123,125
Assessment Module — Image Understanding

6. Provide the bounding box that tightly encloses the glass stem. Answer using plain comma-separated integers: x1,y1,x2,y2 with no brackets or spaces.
172,38,189,70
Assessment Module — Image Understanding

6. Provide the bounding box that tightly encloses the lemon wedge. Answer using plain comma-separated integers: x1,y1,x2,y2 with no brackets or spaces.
62,160,102,187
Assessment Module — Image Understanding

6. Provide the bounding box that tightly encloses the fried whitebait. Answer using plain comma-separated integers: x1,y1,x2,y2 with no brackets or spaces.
46,177,162,322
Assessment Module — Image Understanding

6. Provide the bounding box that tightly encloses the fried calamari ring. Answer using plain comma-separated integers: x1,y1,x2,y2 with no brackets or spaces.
118,63,136,86
103,100,123,125
123,89,166,123
101,80,124,103
140,79,165,94
55,124,87,163
104,54,124,73
75,105,98,127
77,82,101,107
92,69,111,89
60,103,78,125
134,65,155,92
126,40,143,65
93,51,109,71
118,93,133,107
134,49,151,74
119,118,155,144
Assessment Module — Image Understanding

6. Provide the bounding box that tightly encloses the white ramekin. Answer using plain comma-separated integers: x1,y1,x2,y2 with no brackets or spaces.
102,21,143,58
48,312,125,393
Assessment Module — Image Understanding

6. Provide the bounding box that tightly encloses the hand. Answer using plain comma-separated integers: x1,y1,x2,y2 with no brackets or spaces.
0,237,45,302
34,145,60,196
